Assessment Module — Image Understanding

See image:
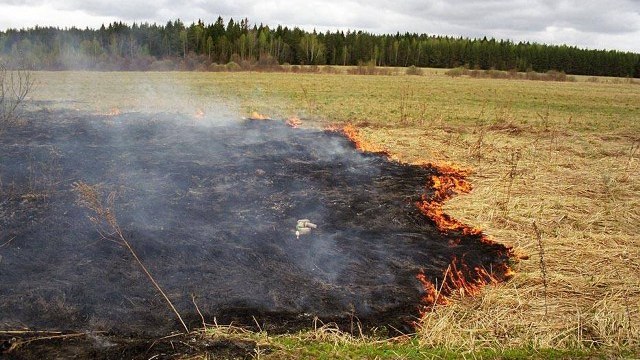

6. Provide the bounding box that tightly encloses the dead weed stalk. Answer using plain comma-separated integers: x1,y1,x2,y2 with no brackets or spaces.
300,85,317,113
532,221,548,317
536,104,551,132
500,148,521,213
468,127,486,160
399,90,409,124
72,181,189,333
626,140,639,172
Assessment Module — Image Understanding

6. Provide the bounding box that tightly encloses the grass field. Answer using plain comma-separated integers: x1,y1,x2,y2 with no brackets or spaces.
25,70,640,358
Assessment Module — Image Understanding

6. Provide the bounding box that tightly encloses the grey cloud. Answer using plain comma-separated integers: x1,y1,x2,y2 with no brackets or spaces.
0,0,639,51
3,0,638,34
0,0,44,4
379,0,640,34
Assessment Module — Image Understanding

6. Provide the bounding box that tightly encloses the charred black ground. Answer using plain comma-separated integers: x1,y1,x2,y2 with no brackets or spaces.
0,109,510,337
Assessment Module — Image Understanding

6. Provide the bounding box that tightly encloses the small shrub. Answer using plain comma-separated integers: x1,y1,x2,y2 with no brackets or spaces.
239,60,254,70
545,70,567,82
405,65,424,76
347,60,374,75
306,65,321,73
225,61,241,72
208,63,227,72
256,54,278,68
347,60,393,76
484,68,508,79
323,66,341,74
526,70,541,81
149,59,176,71
445,67,466,78
1,62,34,134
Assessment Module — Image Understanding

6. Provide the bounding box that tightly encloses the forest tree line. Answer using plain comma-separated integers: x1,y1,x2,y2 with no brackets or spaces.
1,17,639,77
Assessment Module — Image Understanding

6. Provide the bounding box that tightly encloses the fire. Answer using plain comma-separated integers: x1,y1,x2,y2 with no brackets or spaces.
415,164,515,313
249,111,270,120
105,107,120,116
194,108,205,119
415,172,481,236
416,256,512,316
286,116,302,128
337,123,515,316
334,124,389,155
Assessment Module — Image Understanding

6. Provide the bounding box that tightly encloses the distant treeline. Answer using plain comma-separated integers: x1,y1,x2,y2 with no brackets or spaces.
1,18,639,77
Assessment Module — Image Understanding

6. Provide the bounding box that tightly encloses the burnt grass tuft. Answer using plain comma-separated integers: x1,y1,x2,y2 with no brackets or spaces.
0,109,511,355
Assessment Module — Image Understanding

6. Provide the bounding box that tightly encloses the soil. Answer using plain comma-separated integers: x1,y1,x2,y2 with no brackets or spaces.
0,108,511,357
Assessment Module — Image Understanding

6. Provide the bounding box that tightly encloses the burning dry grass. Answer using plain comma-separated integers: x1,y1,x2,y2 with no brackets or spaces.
339,125,515,312
22,71,640,355
356,123,640,351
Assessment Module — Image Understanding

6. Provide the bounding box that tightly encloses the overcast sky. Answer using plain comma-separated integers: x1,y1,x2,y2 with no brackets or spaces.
1,0,639,53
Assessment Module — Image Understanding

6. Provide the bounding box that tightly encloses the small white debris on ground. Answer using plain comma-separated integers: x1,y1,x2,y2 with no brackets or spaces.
295,219,317,239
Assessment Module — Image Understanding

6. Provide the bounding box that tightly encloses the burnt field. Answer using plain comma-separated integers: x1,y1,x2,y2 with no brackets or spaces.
0,108,512,338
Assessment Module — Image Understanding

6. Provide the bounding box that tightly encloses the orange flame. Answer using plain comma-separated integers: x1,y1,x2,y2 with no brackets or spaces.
336,123,515,317
414,163,515,314
194,108,205,119
334,124,389,155
249,111,270,120
416,256,513,316
286,116,302,128
105,107,120,116
415,171,481,236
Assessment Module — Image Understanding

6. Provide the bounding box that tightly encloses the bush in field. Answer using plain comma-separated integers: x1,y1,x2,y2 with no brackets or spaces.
445,66,574,82
445,67,466,77
149,59,176,71
208,63,227,72
348,60,377,75
545,70,567,81
483,68,508,79
323,65,341,74
226,61,241,71
347,60,395,76
255,54,282,72
405,65,424,76
1,62,34,134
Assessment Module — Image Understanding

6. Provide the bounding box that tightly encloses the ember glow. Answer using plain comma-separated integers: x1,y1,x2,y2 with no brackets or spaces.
285,116,302,128
105,107,121,116
249,111,270,120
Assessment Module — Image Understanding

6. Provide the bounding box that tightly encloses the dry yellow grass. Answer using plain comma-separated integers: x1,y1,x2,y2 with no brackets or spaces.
27,70,640,354
357,104,640,351
406,126,639,350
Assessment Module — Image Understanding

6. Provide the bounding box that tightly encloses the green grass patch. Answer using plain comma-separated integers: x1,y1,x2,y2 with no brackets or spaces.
263,333,608,359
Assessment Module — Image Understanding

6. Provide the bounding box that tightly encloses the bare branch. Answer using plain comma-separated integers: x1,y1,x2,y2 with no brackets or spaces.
0,61,35,134
72,181,190,333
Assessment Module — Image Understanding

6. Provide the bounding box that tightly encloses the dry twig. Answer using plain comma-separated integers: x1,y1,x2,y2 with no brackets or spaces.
532,221,548,317
0,62,34,133
72,181,189,333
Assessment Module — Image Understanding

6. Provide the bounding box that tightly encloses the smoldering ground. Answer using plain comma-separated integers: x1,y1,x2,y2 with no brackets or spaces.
0,106,511,336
